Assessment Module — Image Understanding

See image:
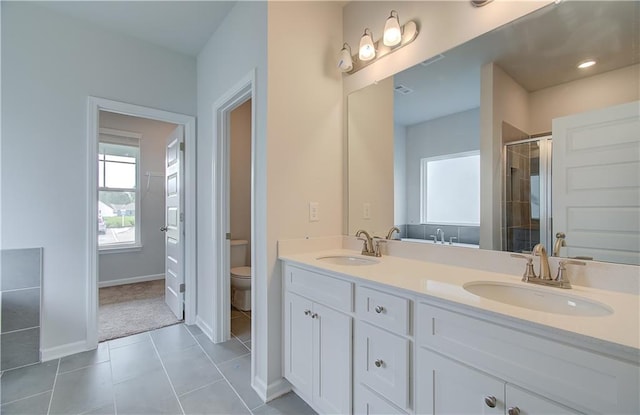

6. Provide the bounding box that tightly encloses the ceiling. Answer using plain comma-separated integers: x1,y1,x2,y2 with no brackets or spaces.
38,1,237,57
393,1,640,126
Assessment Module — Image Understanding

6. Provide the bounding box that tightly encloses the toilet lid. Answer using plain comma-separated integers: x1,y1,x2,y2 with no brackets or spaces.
231,266,251,278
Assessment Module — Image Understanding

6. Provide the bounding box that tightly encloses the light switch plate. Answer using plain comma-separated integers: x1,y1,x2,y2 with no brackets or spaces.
309,202,319,222
363,202,371,219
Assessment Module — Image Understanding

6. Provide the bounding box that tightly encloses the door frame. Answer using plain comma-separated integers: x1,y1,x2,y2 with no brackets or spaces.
212,70,256,343
86,96,197,348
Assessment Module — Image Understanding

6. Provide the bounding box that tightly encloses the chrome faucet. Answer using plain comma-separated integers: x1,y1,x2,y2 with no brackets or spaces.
532,244,552,280
386,226,400,240
355,229,376,256
436,228,445,244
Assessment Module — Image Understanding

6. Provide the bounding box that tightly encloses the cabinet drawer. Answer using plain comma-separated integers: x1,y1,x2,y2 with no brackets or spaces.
356,322,410,410
354,384,407,415
357,286,410,335
416,302,639,414
284,264,353,312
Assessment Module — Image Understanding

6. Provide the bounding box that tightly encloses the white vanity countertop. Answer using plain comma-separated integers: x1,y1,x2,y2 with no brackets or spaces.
279,249,640,354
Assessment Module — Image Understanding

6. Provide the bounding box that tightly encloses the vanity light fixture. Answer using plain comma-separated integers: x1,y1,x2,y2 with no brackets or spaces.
577,59,596,69
339,11,419,75
337,43,353,72
359,29,376,61
383,10,402,47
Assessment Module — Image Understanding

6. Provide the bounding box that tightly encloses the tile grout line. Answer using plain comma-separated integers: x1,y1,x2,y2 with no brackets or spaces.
107,342,118,415
185,325,256,414
0,389,52,407
148,331,186,415
46,359,61,415
1,325,40,335
176,377,226,398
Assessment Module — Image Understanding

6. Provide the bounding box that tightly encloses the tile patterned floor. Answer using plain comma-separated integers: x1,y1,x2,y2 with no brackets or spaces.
0,320,315,415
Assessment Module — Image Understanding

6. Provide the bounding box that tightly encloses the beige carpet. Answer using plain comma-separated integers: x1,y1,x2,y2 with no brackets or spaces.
99,279,181,342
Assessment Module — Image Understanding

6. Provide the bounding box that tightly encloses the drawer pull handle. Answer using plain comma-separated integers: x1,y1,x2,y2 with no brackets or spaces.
508,407,520,415
311,313,318,319
374,305,385,314
374,359,384,368
304,310,311,316
484,396,496,408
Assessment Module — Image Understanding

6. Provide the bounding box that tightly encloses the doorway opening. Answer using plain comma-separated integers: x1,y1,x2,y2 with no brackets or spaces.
87,97,197,348
97,111,181,341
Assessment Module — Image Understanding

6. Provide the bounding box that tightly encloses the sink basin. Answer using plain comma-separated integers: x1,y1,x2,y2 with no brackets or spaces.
463,281,613,316
316,255,379,266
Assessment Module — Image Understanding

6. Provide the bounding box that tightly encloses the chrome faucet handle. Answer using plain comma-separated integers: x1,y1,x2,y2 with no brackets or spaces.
449,236,457,245
429,234,438,243
373,237,386,257
510,253,537,281
555,259,586,289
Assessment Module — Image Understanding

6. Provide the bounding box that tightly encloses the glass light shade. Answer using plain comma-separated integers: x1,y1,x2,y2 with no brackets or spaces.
383,13,402,46
359,30,375,61
337,44,353,72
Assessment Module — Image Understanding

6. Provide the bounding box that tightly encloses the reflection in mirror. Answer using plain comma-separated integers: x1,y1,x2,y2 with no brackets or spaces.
347,1,640,265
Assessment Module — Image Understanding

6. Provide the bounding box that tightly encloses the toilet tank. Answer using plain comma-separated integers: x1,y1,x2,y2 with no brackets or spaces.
230,240,248,268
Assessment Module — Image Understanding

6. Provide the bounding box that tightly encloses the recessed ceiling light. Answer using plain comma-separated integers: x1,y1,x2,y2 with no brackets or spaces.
577,60,596,69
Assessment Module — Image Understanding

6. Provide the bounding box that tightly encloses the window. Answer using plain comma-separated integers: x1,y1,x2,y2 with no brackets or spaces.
420,151,480,225
98,133,140,249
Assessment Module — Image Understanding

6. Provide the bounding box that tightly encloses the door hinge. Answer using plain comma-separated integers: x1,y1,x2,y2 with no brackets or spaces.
180,212,185,222
179,283,185,293
226,233,231,240
179,142,185,152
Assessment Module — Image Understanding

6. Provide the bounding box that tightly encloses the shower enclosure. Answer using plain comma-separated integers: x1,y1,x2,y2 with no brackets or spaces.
503,137,552,254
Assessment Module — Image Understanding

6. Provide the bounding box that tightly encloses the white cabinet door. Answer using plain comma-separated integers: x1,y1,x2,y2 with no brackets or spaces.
417,349,504,415
313,302,352,415
505,385,581,415
284,292,314,399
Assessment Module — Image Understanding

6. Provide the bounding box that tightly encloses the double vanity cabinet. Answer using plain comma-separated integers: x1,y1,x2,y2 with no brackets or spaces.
281,256,639,415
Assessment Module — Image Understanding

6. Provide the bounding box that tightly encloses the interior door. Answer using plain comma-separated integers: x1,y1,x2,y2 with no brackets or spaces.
164,125,185,319
552,101,640,265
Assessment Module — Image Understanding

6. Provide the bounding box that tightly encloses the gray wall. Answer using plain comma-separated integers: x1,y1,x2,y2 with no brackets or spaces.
1,2,196,353
98,112,178,284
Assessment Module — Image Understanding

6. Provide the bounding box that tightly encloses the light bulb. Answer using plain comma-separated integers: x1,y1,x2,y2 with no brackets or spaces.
337,43,353,72
359,29,375,61
383,11,402,47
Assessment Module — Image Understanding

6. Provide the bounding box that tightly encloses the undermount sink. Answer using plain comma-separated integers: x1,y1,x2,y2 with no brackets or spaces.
316,255,380,266
463,281,613,317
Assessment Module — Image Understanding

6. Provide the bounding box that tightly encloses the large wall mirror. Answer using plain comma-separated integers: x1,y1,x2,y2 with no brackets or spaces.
347,1,640,265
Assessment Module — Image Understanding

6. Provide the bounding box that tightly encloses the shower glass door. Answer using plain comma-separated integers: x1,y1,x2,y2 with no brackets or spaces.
503,137,551,253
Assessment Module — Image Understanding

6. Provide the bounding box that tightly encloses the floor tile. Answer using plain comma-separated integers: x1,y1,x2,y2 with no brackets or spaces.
252,392,316,415
1,288,40,333
218,354,262,410
231,315,251,342
231,308,244,319
107,331,150,350
1,328,40,371
113,367,182,415
184,324,203,336
109,339,162,383
49,361,113,414
0,360,58,404
195,335,249,365
82,402,116,415
150,324,197,355
59,342,109,374
180,380,249,415
243,340,251,351
160,344,222,396
0,391,51,415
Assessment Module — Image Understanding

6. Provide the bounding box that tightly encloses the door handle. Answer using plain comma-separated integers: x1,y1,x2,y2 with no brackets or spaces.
160,226,168,232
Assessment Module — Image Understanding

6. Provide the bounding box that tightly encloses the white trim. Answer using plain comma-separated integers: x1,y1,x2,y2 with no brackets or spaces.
41,340,88,362
98,273,164,288
98,245,143,254
195,316,214,341
211,70,256,344
252,377,292,403
86,96,197,350
99,127,142,140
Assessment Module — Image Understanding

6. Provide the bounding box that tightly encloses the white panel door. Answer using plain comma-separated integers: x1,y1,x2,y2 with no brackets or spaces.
552,101,640,265
506,384,580,415
164,125,184,319
283,292,314,400
313,302,352,415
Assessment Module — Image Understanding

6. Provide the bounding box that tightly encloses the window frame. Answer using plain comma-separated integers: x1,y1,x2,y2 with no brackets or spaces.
98,128,142,252
420,150,480,226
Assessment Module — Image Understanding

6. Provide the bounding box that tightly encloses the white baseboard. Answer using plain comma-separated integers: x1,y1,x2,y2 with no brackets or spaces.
41,340,90,362
98,273,164,288
253,376,292,403
195,316,214,340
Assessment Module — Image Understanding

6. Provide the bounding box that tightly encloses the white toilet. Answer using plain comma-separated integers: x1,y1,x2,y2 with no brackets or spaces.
230,239,251,311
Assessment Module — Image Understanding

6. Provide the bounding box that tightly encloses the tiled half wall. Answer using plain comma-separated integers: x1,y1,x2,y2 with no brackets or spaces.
1,248,42,371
